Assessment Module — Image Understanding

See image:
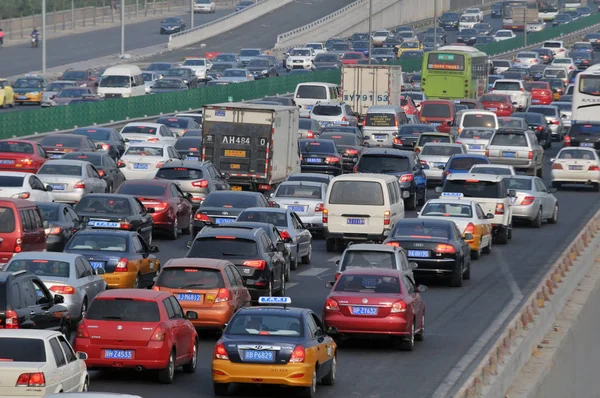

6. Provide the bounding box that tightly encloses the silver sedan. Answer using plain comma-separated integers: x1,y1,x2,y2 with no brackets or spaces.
2,252,107,321
504,175,559,227
271,181,328,235
418,143,467,182
37,159,107,204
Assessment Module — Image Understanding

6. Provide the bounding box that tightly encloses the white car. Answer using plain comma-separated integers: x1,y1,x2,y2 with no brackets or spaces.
0,329,89,395
459,15,478,31
372,30,392,46
469,164,517,176
542,40,567,58
181,57,212,81
0,172,54,202
142,71,162,94
514,51,541,68
285,47,316,70
551,57,576,73
463,7,483,21
527,18,545,32
119,122,178,147
193,0,216,13
492,59,512,74
491,79,531,110
494,30,516,42
119,143,181,179
551,147,600,190
305,42,325,54
396,31,418,42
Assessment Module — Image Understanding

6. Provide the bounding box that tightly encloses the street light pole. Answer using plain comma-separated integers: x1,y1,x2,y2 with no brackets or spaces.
368,0,372,65
120,0,125,55
190,0,194,29
433,0,437,49
42,0,47,73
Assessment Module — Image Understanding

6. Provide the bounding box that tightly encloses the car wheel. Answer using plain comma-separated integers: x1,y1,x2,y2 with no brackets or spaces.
449,261,463,287
496,227,508,244
213,383,229,396
463,257,471,280
552,181,561,190
182,340,198,373
81,377,89,392
482,236,492,254
299,367,317,397
321,355,336,385
301,245,312,264
532,207,542,228
0,99,5,109
548,203,559,224
285,258,291,281
158,350,175,384
290,250,298,271
536,166,543,178
60,322,71,340
80,298,88,321
169,217,179,240
182,213,192,235
405,192,417,210
400,321,415,351
471,243,481,260
508,224,513,240
415,313,425,342
279,269,286,296
267,276,273,297
133,273,141,289
417,187,427,206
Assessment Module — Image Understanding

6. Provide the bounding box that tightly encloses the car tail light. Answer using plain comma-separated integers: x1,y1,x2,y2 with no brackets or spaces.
268,200,277,207
146,202,169,212
322,209,328,224
100,143,110,150
485,149,490,157
306,130,315,138
390,300,407,313
464,222,475,235
324,298,339,311
76,322,90,338
16,372,45,387
353,164,358,173
280,230,291,240
49,285,75,294
564,136,571,146
258,184,271,191
536,126,543,132
520,88,524,92
552,163,563,170
514,59,520,62
345,149,359,155
117,160,126,167
147,138,160,142
399,174,414,183
14,238,22,254
315,203,324,212
528,151,533,160
435,243,456,253
420,160,428,167
150,324,167,341
243,260,266,270
384,210,391,226
73,181,85,189
18,158,33,165
114,258,129,272
289,345,306,363
589,165,600,171
215,288,231,303
214,342,229,360
325,156,340,163
558,48,565,52
393,138,403,145
385,241,400,247
415,147,421,153
119,221,130,230
495,203,505,215
1,310,18,329
341,116,348,122
533,59,538,63
97,169,106,177
15,192,30,199
521,196,535,205
195,213,211,222
443,170,451,177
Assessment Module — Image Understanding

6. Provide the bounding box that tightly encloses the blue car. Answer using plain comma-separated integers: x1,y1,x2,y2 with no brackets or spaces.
440,154,491,185
235,0,254,11
351,41,370,56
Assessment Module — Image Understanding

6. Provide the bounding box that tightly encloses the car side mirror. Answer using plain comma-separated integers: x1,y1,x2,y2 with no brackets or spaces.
45,184,53,192
185,311,198,320
149,245,160,253
363,135,371,140
446,120,452,126
416,284,428,293
437,165,445,169
43,221,49,229
147,208,156,213
435,186,443,193
76,351,88,360
117,161,126,168
222,173,230,180
325,281,335,288
561,114,567,119
513,101,518,105
548,187,557,193
508,189,517,198
335,259,339,266
327,326,339,335
186,240,193,249
464,233,474,240
95,267,106,275
486,213,495,219
276,241,286,252
96,144,103,149
410,261,418,270
53,294,65,304
550,158,555,162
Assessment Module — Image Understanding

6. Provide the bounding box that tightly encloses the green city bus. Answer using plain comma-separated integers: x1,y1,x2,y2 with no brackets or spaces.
421,46,489,100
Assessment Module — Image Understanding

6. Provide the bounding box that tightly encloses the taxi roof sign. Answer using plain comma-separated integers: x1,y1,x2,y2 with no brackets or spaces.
441,192,464,199
258,297,291,305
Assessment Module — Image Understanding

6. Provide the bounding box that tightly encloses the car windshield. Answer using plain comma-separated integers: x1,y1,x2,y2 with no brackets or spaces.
421,202,473,218
558,149,596,160
329,181,383,205
463,114,496,128
528,107,557,116
524,82,548,91
335,274,400,293
14,78,43,88
341,251,395,270
142,73,156,82
87,298,160,322
359,155,410,173
99,75,130,88
40,136,83,147
211,63,235,72
0,141,34,154
153,80,183,89
47,82,75,91
74,197,131,215
156,267,225,289
121,125,158,135
38,164,82,176
124,146,163,156
156,118,190,128
420,104,451,118
352,41,369,48
67,234,128,251
202,194,258,208
227,314,303,337
239,49,261,57
57,89,88,98
315,54,338,63
237,211,288,227
163,69,189,77
247,59,270,67
504,177,533,190
73,129,111,140
187,237,258,258
223,70,247,77
296,85,327,99
420,145,463,156
215,54,237,62
286,175,329,184
448,157,488,170
155,167,203,180
0,338,46,362
183,59,205,66
460,29,477,35
312,105,342,116
490,133,528,146
443,180,500,198
118,184,166,196
275,184,322,199
497,31,512,37
5,259,71,277
290,49,311,56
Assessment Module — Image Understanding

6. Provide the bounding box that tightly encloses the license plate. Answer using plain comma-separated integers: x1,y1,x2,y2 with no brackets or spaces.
569,165,583,170
176,293,202,301
129,140,143,144
347,218,365,225
0,160,14,164
306,157,322,163
50,184,65,191
488,108,497,111
89,261,105,269
186,156,199,161
244,350,274,362
215,218,234,224
469,145,482,150
133,163,148,169
319,122,333,127
430,123,441,127
18,96,27,100
231,186,242,191
532,100,540,103
288,205,305,212
104,349,133,359
50,154,63,159
581,142,594,147
502,152,516,158
306,106,313,110
351,306,378,316
224,150,246,157
89,221,120,228
374,135,387,139
408,250,430,258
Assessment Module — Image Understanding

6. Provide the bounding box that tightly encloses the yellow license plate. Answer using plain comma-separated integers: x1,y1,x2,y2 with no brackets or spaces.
231,186,242,191
225,150,246,157
230,164,241,169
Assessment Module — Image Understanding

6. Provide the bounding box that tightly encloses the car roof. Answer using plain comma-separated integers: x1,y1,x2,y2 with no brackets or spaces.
426,197,479,206
471,164,513,169
161,160,207,168
42,159,89,166
241,207,288,214
72,229,136,238
208,190,263,198
0,171,34,178
447,172,505,182
450,153,488,159
0,329,62,339
344,243,398,253
10,252,82,262
127,143,171,148
199,227,262,239
121,179,171,187
123,123,163,128
163,258,230,269
362,148,414,157
396,218,455,227
279,180,326,188
222,221,277,231
97,288,169,300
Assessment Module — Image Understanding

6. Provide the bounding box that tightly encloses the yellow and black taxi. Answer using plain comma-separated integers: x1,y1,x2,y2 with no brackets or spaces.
212,297,337,397
0,79,15,108
12,74,49,105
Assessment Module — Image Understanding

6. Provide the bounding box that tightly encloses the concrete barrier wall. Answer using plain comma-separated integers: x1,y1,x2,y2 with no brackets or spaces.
167,0,293,50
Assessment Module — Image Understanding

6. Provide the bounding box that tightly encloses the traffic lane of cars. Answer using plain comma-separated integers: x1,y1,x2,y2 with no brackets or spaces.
0,9,236,78
87,148,600,397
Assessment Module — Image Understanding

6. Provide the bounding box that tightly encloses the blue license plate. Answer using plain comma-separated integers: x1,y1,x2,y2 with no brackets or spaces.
351,306,378,316
244,350,274,362
129,140,143,144
408,250,430,258
488,108,497,111
176,293,202,301
186,156,199,161
0,160,14,164
134,163,149,169
306,158,322,163
430,123,441,127
104,349,133,359
469,144,482,150
215,218,234,224
50,154,63,159
502,152,516,158
347,218,365,225
305,106,313,110
50,184,65,191
374,135,387,139
18,96,27,100
89,261,105,269
532,100,540,103
569,165,583,170
89,221,120,228
581,142,594,147
288,206,305,212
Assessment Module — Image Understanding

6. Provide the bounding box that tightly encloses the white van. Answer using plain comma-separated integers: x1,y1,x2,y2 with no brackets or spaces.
294,82,340,117
323,174,405,251
542,66,569,86
362,105,408,147
450,110,498,137
98,64,146,99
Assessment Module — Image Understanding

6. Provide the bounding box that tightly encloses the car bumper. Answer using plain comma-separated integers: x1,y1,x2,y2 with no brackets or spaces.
551,170,600,184
423,168,443,181
410,257,458,275
300,165,342,175
50,190,85,204
150,211,175,230
102,271,138,289
286,63,312,70
531,98,552,105
122,169,158,179
325,231,389,242
181,304,234,329
46,235,67,251
324,313,409,335
212,361,315,387
75,340,171,370
489,157,535,170
511,204,539,221
193,6,213,12
61,297,84,320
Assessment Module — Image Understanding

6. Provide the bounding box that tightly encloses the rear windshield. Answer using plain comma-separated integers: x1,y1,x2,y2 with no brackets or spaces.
471,166,513,175
315,54,338,63
237,210,288,227
202,194,258,208
155,167,203,180
312,105,342,116
419,135,451,145
38,164,82,176
175,140,200,151
392,223,449,238
528,107,557,116
493,82,521,91
420,104,450,118
448,157,488,170
319,133,357,145
399,125,432,136
443,180,502,198
493,60,510,67
498,119,524,128
276,184,322,199
544,42,561,48
227,314,303,337
480,94,507,103
504,178,533,190
63,153,103,166
118,184,166,197
569,124,600,135
490,133,528,146
156,267,225,289
0,207,16,233
364,113,397,127
74,197,131,215
124,146,163,156
66,234,128,252
462,114,496,128
514,113,544,124
37,204,59,221
40,136,83,147
558,149,596,159
299,119,319,130
421,145,463,156
0,176,24,187
157,118,190,129
0,141,34,154
296,85,327,99
544,69,566,78
300,140,335,154
421,202,473,218
341,251,395,270
524,82,548,90
359,155,410,173
516,53,536,58
459,129,495,139
86,299,160,322
121,126,158,135
187,237,258,258
0,338,46,362
329,181,384,205
334,274,400,294
286,175,329,184
5,259,70,277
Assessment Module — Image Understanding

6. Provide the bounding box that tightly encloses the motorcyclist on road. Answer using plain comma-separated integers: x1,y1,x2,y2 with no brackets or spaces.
31,28,39,40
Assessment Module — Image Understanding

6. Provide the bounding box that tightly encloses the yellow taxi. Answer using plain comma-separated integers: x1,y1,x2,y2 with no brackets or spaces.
397,40,423,57
417,193,493,259
0,79,15,108
12,74,49,105
414,132,455,153
212,297,337,397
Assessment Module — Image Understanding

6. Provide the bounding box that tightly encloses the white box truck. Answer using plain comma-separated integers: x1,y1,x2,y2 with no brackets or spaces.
201,103,300,193
341,64,403,124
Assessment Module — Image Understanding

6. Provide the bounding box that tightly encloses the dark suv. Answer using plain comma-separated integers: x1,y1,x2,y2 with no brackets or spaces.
59,68,100,92
0,270,71,334
186,227,287,298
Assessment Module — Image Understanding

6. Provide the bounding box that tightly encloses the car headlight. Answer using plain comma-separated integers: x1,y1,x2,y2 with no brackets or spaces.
183,80,189,84
262,70,268,74
122,93,130,98
80,83,87,87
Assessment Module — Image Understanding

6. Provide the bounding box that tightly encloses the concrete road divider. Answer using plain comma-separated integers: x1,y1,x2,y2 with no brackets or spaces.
167,0,294,50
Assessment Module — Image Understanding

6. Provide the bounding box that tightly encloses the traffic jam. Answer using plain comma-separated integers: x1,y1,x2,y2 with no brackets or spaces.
0,0,599,396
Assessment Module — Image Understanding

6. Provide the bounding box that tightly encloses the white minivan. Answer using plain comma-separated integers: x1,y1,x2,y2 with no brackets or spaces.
98,64,146,99
323,174,405,251
450,110,498,137
294,82,340,117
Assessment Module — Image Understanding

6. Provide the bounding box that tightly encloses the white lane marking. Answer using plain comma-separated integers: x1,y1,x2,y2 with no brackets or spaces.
432,248,524,398
296,267,329,277
286,283,298,290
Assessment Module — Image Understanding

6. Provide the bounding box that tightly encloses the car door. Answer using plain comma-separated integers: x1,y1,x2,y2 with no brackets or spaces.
57,335,83,391
402,275,423,325
291,212,309,256
262,233,283,289
475,204,492,243
49,337,70,390
132,198,154,242
224,265,244,310
171,183,192,225
29,176,48,202
28,208,46,251
104,155,125,189
231,265,251,306
76,257,100,300
162,297,188,364
534,178,553,219
161,126,177,146
87,164,105,193
307,312,335,379
132,235,152,280
29,277,62,331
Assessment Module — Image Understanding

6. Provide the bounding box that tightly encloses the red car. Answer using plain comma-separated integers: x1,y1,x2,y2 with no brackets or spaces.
74,289,199,383
341,52,367,65
479,93,514,116
0,140,47,173
116,179,193,240
418,100,457,133
524,81,553,105
323,268,426,351
401,95,419,115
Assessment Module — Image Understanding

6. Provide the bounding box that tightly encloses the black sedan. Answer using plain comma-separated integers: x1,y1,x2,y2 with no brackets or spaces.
36,202,84,251
320,125,364,140
425,27,447,43
192,191,271,235
383,219,471,287
149,78,189,94
457,29,478,46
186,226,286,298
161,68,200,88
73,194,155,245
245,58,278,79
175,137,202,161
473,23,492,36
72,127,126,159
512,112,553,149
382,35,404,50
439,12,459,29
62,152,126,193
160,17,186,34
318,132,364,172
393,124,436,150
299,139,343,176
